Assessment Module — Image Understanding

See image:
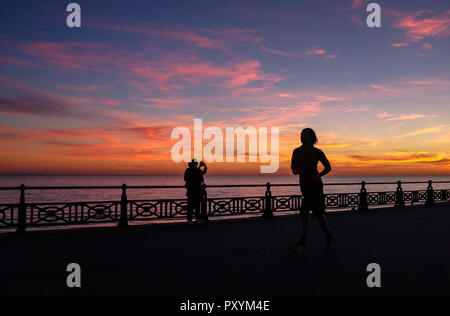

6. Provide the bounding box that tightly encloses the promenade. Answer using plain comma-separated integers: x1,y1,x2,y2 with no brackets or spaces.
1,204,449,296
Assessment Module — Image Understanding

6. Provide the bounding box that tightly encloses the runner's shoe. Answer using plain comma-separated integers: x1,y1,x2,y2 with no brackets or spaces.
326,232,336,252
290,240,308,253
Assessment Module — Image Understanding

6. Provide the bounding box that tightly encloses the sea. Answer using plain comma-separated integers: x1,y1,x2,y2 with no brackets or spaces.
1,175,450,204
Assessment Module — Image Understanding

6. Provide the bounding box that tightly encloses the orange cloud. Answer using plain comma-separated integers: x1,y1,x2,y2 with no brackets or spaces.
321,143,351,149
347,152,447,164
278,94,296,99
377,112,438,121
396,125,446,138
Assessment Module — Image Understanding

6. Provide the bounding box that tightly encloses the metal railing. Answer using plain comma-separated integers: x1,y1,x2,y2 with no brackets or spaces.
0,180,449,233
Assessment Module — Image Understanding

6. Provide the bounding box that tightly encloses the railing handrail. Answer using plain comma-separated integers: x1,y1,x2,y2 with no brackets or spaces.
1,179,448,233
1,180,450,191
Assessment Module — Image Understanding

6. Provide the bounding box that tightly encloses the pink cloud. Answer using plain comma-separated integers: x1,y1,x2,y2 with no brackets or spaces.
0,56,42,69
24,128,120,144
350,15,364,27
129,58,283,91
304,48,338,60
143,98,187,104
139,98,191,109
377,112,394,119
20,42,110,70
392,10,450,42
90,22,258,51
305,48,327,56
301,48,338,60
392,42,408,47
260,45,302,58
278,94,296,99
234,102,322,126
351,0,367,9
55,85,108,92
13,37,284,94
160,29,225,50
260,44,337,60
421,43,433,51
369,84,393,93
404,78,450,86
0,95,69,117
229,91,346,126
0,77,122,121
58,96,121,107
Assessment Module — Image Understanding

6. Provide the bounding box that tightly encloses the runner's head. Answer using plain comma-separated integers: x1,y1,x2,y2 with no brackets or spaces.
301,128,318,146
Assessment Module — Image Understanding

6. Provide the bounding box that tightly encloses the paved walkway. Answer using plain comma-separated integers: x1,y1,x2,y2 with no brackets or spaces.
1,205,449,296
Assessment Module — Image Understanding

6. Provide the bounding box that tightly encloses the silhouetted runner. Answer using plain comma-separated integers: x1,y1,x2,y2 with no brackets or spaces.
184,159,208,224
290,128,335,252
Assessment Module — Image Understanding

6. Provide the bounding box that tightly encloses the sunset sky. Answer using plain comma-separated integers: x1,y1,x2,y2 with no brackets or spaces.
0,0,449,176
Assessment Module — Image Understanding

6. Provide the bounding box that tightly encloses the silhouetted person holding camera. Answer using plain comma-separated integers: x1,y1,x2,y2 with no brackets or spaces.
184,159,208,224
290,128,335,252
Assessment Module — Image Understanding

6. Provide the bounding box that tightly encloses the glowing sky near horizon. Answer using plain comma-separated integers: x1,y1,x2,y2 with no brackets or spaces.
0,0,449,176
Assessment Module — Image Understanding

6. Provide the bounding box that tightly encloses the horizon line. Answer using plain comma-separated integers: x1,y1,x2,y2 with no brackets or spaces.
2,173,450,178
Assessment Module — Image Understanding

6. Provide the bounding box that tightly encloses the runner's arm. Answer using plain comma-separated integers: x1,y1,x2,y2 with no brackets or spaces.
319,151,332,177
291,151,301,175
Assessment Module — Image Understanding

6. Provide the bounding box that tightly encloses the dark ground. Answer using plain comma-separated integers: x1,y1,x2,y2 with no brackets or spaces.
1,205,449,296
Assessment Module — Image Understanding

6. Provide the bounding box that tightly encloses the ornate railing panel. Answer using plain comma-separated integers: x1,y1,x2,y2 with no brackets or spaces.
325,193,360,209
0,204,18,228
272,196,302,213
130,199,187,220
25,202,121,227
209,196,266,216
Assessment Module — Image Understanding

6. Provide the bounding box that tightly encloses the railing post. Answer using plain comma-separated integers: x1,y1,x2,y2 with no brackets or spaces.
16,184,26,234
441,189,448,201
118,184,129,228
395,180,405,208
201,183,208,221
263,182,274,218
358,181,368,211
426,180,435,206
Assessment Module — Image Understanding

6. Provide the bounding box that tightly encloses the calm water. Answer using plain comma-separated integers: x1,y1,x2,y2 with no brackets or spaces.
1,175,450,204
